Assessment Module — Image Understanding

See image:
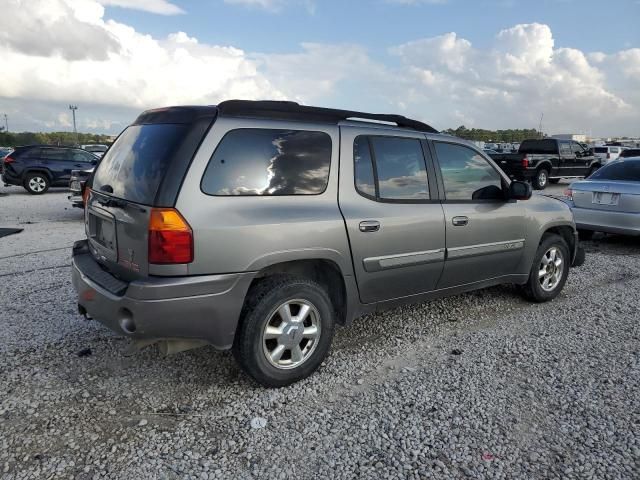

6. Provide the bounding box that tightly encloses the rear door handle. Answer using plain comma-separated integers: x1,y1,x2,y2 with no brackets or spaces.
359,220,380,233
452,216,468,227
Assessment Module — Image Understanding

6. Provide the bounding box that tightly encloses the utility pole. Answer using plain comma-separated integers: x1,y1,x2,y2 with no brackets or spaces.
3,113,7,133
538,112,544,138
69,105,78,144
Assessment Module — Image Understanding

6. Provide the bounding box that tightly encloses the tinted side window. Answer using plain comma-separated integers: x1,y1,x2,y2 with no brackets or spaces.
559,142,572,155
434,142,503,201
202,129,331,196
71,150,95,162
353,136,430,201
570,142,584,155
40,148,68,161
354,136,376,198
370,137,429,200
591,161,640,181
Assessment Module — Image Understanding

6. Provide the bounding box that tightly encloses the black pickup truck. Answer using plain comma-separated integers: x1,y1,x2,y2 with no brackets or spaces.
489,139,601,190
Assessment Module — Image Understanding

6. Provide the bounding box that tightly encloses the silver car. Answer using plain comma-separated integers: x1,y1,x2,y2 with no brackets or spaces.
72,100,584,387
566,157,640,238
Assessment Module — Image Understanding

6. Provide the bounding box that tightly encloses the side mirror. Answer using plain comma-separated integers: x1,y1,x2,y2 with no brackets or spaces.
509,181,532,200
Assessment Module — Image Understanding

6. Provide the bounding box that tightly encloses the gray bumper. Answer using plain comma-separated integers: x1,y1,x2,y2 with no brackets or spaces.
573,207,640,236
72,244,254,350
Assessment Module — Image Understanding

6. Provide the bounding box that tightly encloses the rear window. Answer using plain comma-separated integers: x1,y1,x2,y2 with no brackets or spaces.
92,124,188,205
201,129,331,196
620,149,640,158
519,139,557,154
594,147,608,153
590,161,640,181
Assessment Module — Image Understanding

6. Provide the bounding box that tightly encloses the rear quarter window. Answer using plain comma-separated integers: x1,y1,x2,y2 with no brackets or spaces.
591,161,640,181
201,128,332,196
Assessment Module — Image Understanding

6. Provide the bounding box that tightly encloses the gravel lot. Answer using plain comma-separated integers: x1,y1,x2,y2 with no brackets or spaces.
1,182,639,479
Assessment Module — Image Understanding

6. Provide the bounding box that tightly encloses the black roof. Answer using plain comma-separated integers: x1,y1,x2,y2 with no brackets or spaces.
134,100,438,133
217,100,438,133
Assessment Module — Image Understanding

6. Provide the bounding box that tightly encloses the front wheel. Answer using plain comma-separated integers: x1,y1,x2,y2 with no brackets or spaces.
587,165,599,178
532,168,549,190
233,275,335,387
520,234,570,302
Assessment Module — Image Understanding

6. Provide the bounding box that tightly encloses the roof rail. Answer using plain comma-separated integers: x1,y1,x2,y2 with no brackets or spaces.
217,100,438,134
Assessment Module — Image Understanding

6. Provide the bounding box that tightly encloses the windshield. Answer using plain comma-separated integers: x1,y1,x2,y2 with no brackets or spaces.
92,124,187,205
590,161,640,182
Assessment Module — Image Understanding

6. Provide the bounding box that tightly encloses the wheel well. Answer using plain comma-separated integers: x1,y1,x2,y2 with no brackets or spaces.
251,260,348,325
24,169,52,181
536,163,551,173
542,226,575,254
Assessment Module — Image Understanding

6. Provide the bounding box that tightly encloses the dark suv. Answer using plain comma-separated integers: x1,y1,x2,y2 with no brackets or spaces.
2,145,98,194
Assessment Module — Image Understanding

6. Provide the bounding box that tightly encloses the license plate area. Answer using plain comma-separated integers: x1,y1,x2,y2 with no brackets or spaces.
592,192,619,206
88,209,117,256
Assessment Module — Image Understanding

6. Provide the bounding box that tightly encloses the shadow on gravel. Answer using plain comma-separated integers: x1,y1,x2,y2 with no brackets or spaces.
582,233,640,256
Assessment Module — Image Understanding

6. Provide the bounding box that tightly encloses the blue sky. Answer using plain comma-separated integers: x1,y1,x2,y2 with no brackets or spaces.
1,0,639,136
106,0,639,55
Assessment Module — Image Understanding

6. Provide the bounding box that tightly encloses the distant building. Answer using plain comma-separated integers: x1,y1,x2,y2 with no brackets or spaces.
551,133,587,143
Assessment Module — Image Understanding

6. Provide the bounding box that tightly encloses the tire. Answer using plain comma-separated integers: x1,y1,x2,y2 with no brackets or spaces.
23,173,50,195
520,233,570,303
549,178,561,184
532,168,549,190
233,275,336,388
578,229,594,240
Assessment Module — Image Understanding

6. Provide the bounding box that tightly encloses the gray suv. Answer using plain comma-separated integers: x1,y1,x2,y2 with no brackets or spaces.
73,100,584,387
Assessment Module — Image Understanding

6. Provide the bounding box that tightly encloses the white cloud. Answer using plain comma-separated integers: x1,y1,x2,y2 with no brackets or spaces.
0,0,281,113
223,0,316,12
0,1,638,138
97,0,184,15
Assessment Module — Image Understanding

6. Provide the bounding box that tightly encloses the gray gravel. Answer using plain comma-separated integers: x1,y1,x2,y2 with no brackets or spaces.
1,183,639,479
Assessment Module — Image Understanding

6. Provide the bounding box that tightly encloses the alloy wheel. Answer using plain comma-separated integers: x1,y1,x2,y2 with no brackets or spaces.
538,246,564,292
262,299,321,370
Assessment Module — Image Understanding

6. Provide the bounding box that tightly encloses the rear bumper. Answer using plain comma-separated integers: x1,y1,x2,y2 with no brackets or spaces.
72,240,254,350
572,206,640,236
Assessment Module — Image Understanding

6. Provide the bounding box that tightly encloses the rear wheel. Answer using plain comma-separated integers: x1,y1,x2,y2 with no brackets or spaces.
532,168,549,190
520,234,570,302
233,275,335,387
24,173,50,195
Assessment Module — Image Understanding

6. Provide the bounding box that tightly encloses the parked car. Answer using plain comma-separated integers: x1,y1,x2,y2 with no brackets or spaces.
565,157,640,238
489,138,600,190
619,148,640,159
69,168,94,208
80,144,109,158
0,147,13,174
72,100,584,387
593,145,624,163
2,145,98,194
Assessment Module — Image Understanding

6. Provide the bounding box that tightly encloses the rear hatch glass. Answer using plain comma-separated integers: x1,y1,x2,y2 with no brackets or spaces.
594,147,607,154
92,124,188,205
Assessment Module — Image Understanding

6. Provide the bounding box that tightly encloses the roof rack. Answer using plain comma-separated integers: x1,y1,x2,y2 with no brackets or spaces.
217,100,438,134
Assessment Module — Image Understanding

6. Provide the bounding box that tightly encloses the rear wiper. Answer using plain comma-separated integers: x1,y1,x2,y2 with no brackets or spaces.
97,197,147,213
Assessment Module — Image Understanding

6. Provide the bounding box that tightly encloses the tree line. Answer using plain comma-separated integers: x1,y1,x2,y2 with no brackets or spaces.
0,130,112,147
442,126,542,143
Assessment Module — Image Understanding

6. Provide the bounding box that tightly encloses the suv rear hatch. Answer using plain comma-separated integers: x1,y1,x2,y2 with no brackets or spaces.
86,107,216,282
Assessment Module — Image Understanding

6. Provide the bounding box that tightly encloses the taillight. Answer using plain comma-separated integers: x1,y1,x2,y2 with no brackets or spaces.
564,188,573,200
148,208,193,264
521,155,529,168
82,186,90,206
4,156,15,164
606,153,611,159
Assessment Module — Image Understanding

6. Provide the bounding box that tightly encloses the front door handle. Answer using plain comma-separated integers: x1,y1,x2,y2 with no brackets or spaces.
359,220,380,233
452,216,468,227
